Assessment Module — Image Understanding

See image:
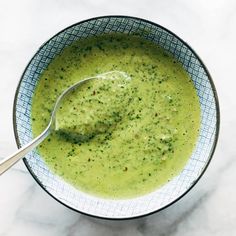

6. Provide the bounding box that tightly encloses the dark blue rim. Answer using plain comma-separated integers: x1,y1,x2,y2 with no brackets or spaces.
12,15,220,220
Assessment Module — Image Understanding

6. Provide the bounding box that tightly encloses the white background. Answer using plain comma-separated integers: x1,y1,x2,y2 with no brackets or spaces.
0,0,235,235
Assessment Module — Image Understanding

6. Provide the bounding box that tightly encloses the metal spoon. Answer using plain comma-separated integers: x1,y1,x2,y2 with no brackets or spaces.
0,71,129,175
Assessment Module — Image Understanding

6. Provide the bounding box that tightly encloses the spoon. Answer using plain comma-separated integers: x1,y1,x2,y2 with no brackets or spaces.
0,71,130,175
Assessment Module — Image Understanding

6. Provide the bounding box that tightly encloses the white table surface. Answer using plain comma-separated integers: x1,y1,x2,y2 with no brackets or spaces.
0,0,234,235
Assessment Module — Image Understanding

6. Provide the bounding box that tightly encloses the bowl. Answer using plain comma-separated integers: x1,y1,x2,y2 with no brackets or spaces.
13,16,220,219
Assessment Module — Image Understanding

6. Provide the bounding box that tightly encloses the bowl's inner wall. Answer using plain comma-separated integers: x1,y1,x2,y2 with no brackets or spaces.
14,16,218,219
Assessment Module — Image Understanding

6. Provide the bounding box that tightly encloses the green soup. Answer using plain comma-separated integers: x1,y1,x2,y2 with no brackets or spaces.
31,34,200,199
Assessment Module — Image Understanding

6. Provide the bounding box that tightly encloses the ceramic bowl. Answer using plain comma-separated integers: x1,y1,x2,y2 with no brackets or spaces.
13,16,220,219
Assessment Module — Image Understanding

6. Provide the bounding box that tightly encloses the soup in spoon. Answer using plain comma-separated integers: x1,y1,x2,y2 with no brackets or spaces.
55,71,132,143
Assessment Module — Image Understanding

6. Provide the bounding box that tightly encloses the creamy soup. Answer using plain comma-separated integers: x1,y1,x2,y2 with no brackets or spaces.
31,34,200,199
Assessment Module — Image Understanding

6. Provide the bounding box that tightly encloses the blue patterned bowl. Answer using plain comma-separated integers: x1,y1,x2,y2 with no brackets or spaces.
13,16,220,219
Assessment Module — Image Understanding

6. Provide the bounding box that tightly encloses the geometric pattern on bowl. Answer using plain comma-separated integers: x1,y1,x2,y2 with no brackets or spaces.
13,16,220,219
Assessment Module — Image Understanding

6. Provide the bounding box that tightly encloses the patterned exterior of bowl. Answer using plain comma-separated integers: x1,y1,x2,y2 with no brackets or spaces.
13,16,220,219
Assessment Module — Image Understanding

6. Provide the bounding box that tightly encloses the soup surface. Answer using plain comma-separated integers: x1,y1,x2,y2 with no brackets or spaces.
31,34,200,199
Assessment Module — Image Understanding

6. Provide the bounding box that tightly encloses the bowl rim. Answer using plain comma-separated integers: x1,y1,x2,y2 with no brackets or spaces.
12,15,220,220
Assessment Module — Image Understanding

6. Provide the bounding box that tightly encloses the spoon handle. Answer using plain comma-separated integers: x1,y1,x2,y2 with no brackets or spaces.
0,128,50,175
